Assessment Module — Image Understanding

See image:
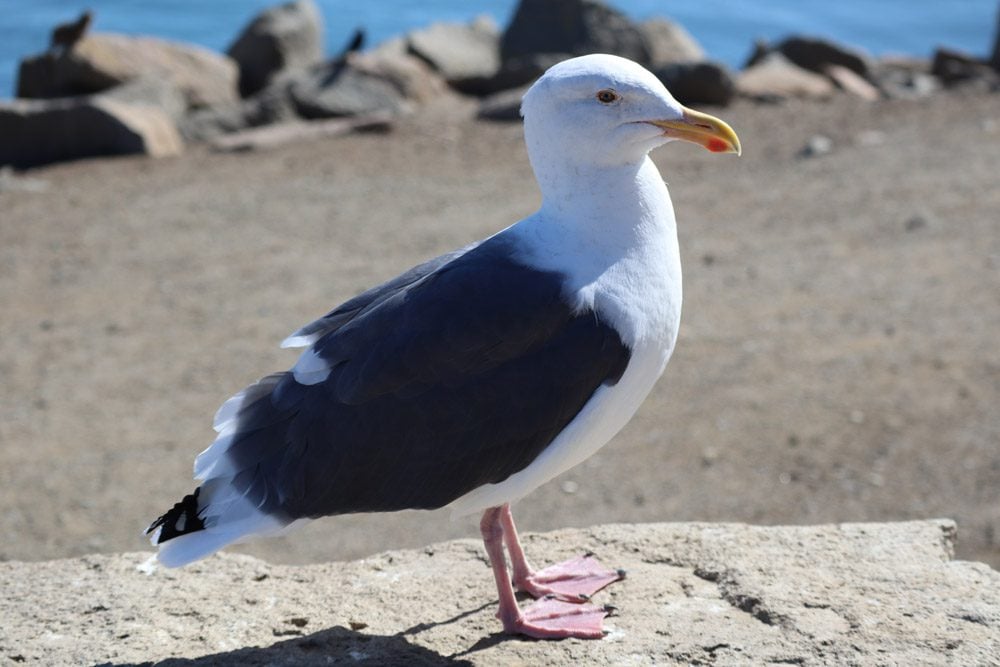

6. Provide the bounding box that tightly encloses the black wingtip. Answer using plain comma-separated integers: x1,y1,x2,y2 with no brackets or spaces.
146,487,206,544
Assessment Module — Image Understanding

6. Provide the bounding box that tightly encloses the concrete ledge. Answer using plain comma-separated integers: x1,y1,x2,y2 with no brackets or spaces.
1,520,998,665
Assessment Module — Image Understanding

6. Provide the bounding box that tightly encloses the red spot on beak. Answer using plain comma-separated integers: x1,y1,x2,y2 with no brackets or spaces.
706,138,729,153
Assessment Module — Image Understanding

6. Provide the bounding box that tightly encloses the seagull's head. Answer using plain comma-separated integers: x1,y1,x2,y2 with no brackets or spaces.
521,54,741,171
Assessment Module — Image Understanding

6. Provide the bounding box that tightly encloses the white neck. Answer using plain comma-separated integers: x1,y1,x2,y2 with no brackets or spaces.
515,155,677,272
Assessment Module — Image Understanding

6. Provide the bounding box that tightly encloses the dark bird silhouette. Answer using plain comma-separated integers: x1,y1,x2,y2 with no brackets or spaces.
50,10,93,53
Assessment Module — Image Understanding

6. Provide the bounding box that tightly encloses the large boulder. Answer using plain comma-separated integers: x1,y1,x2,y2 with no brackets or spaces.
406,17,501,92
226,0,324,98
931,47,1000,87
455,52,569,96
654,61,735,106
3,521,1000,665
477,84,530,121
749,36,873,80
640,18,705,67
500,0,650,65
737,51,836,100
286,58,410,119
0,96,182,169
99,76,188,121
17,33,239,109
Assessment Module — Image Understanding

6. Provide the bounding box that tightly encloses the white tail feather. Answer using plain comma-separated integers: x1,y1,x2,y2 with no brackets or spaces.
153,486,289,568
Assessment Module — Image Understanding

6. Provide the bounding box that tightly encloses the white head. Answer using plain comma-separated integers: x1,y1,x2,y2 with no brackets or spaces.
521,54,740,175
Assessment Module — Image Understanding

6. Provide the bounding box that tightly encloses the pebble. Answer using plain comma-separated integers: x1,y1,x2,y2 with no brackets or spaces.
799,134,833,158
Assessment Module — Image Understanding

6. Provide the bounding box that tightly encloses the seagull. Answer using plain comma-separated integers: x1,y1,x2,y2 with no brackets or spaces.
146,53,740,639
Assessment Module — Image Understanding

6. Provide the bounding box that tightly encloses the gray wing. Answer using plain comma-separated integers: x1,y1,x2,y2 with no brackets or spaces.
199,234,631,519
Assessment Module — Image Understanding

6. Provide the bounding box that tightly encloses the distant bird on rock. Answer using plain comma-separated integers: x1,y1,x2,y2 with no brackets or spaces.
50,10,93,53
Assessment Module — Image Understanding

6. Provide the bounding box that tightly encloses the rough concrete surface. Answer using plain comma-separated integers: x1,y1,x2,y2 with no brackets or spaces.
1,520,997,666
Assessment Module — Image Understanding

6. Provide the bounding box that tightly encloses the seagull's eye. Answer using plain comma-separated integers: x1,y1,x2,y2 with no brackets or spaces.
596,89,620,104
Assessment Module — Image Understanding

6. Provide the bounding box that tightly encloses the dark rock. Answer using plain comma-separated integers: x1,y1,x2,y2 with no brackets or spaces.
17,33,238,110
904,214,929,232
287,59,409,119
500,0,650,65
639,18,704,68
761,36,873,79
992,4,1000,71
931,47,999,86
737,52,836,100
226,0,324,98
176,103,250,143
477,85,530,121
407,17,500,88
0,96,182,169
176,83,301,143
456,53,568,96
653,61,735,106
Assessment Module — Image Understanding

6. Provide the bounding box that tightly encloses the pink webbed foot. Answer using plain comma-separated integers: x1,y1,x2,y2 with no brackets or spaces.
502,596,613,640
514,553,625,602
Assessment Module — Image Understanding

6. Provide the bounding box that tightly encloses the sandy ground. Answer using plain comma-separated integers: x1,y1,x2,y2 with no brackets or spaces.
1,89,998,570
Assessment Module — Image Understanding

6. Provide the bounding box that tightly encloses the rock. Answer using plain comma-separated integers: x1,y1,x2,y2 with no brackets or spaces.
799,134,833,158
226,0,324,98
992,5,1000,71
178,81,301,142
287,58,409,119
0,96,182,169
639,17,705,67
931,47,999,87
653,61,735,106
2,521,999,664
180,50,444,142
99,76,188,121
756,36,873,79
407,17,501,90
477,84,530,121
871,57,940,99
459,52,569,96
208,113,393,153
500,0,651,66
824,64,881,101
737,52,836,100
347,51,448,105
16,33,239,110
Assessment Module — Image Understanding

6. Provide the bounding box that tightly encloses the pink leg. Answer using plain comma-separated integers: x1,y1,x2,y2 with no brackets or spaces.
480,506,609,639
500,504,624,602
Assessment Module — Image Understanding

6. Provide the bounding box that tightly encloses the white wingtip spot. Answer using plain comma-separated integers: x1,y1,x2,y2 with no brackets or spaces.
281,333,317,349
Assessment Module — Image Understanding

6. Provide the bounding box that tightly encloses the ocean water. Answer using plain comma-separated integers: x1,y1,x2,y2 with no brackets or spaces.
0,0,996,100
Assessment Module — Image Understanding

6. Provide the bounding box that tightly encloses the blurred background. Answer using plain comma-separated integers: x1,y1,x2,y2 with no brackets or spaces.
0,0,996,98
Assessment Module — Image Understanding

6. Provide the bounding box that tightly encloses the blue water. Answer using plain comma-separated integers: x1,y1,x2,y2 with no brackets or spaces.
0,0,996,100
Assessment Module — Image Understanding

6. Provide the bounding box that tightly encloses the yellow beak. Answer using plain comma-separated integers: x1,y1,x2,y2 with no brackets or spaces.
648,107,742,156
